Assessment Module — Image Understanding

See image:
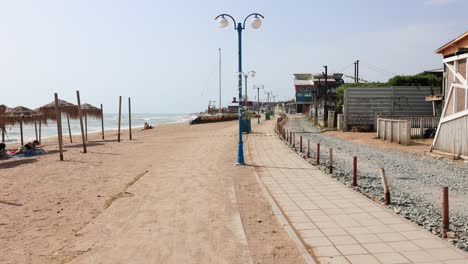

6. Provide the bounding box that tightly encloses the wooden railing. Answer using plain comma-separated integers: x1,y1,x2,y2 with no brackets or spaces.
378,116,440,138
376,118,411,145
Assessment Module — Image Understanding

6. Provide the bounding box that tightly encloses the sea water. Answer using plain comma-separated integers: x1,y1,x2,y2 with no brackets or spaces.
1,113,190,143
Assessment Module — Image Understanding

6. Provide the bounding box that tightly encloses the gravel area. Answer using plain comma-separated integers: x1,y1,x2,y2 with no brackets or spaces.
281,116,468,251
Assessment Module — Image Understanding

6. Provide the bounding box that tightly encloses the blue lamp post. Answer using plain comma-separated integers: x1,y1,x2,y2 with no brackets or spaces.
215,13,264,165
253,85,264,124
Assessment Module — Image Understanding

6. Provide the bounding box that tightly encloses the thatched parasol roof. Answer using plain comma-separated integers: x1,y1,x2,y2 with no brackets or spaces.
3,106,38,125
38,99,79,120
81,103,102,119
0,104,9,130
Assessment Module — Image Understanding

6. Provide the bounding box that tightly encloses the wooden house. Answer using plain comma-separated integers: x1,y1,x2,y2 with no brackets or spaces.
432,32,468,158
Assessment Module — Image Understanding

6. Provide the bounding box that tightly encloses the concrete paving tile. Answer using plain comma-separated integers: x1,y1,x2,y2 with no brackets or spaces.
318,256,351,264
328,235,359,246
401,250,437,263
373,252,410,264
443,260,468,264
377,232,408,242
378,217,408,225
336,244,368,255
313,246,342,257
345,254,380,264
367,224,397,234
304,209,327,217
413,239,448,249
303,236,333,247
362,242,395,254
321,227,349,236
388,240,422,252
389,223,419,232
353,234,383,244
288,215,311,223
324,208,346,215
400,230,434,240
344,227,371,235
300,229,325,238
428,248,466,261
294,222,317,230
315,221,341,229
309,215,333,222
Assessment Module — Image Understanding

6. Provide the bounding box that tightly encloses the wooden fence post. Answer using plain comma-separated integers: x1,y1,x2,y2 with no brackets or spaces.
379,168,390,205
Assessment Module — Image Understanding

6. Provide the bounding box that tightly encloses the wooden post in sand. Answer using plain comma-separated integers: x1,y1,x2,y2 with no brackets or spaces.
118,96,122,142
39,120,42,143
101,104,104,140
128,97,132,140
76,91,87,153
85,114,88,141
66,113,73,143
19,120,24,146
34,121,38,141
54,93,64,161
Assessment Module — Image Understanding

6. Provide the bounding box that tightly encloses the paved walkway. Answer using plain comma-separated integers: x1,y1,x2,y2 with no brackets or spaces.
247,120,468,264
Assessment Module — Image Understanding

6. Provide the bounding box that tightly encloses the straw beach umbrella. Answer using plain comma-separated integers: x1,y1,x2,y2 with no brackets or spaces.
3,106,37,146
81,103,102,141
38,99,79,143
0,104,10,143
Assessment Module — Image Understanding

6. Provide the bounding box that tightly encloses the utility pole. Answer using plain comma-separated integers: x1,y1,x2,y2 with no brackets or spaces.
356,60,359,83
219,48,222,111
323,65,328,122
354,61,357,83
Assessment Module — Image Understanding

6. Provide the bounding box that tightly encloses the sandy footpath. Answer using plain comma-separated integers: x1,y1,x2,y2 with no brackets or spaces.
0,120,304,263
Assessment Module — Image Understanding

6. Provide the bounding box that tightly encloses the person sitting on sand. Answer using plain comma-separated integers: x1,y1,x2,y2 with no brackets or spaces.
0,143,8,159
13,140,42,155
142,122,154,130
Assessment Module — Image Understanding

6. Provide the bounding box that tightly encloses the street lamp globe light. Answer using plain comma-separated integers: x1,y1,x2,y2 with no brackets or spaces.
251,16,262,29
217,16,229,28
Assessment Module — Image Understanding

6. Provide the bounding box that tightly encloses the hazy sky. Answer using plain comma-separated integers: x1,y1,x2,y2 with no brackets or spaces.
0,0,467,113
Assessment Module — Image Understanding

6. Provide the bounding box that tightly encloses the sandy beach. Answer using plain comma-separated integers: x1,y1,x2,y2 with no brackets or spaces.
0,120,304,263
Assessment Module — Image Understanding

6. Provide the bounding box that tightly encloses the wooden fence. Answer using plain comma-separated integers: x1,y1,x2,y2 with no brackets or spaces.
378,116,439,138
376,118,411,145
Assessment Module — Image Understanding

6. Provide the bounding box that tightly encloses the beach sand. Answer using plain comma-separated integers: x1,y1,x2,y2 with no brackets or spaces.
0,120,304,263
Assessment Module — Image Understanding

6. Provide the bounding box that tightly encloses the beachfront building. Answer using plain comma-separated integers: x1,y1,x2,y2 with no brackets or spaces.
293,73,344,125
432,32,468,158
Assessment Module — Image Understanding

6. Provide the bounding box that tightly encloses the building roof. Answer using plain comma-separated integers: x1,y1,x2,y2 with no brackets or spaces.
435,31,468,56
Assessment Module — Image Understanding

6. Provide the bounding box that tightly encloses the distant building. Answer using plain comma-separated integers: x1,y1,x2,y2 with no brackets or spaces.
432,32,468,157
293,73,344,124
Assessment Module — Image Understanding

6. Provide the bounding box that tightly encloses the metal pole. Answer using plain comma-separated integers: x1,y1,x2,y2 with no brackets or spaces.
356,60,359,83
329,148,333,174
76,91,87,153
236,22,244,165
118,96,122,143
54,93,64,160
244,74,248,108
257,87,260,124
307,139,310,158
219,48,222,111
